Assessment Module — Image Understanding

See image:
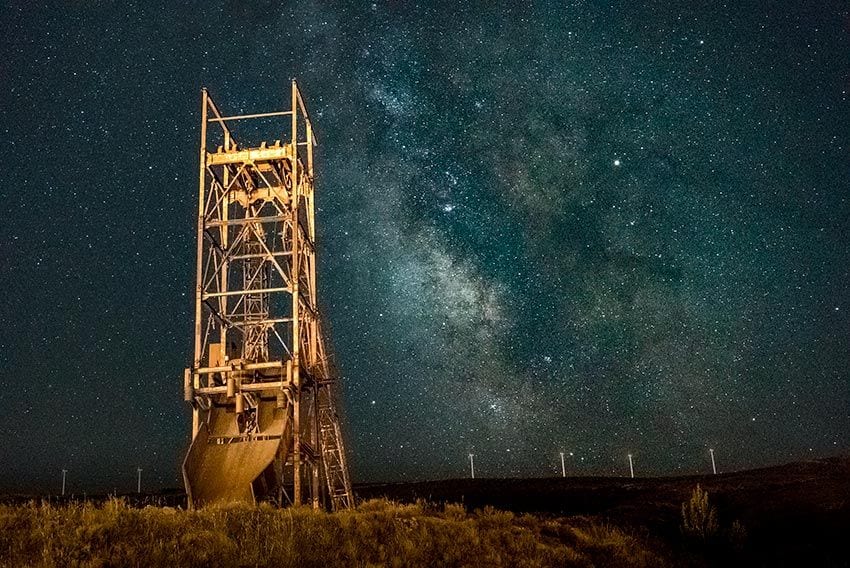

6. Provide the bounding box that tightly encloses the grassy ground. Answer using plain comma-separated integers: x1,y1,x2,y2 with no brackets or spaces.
0,498,669,568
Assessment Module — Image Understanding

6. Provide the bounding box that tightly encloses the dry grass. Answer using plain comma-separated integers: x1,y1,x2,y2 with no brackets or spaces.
0,498,669,567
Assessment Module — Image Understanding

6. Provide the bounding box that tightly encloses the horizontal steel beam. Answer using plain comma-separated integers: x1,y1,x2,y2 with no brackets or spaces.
207,146,292,165
224,317,293,326
206,215,290,227
230,251,293,261
203,287,291,299
195,380,289,395
208,110,294,122
193,360,286,374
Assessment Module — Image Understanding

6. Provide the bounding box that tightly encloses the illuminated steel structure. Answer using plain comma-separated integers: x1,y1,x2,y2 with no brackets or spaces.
182,81,352,510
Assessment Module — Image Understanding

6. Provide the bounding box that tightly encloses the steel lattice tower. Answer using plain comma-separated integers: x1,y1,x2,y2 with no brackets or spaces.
182,81,353,510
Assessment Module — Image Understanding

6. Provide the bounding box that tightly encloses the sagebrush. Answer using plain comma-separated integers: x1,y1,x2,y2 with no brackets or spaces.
681,484,719,541
0,498,668,567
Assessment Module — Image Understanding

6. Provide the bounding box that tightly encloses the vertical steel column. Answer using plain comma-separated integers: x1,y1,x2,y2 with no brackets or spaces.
192,89,209,439
304,101,321,510
219,128,230,356
290,79,302,505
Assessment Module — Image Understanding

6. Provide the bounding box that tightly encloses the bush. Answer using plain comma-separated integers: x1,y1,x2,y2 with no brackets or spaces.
681,484,719,541
727,519,747,550
0,499,670,567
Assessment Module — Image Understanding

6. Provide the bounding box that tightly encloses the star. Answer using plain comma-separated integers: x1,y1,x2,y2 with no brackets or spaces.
1,0,846,492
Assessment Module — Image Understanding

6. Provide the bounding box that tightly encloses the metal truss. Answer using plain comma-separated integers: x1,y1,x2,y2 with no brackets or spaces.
182,81,353,510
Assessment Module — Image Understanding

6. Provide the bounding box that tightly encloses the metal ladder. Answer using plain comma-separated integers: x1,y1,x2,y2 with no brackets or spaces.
318,384,353,510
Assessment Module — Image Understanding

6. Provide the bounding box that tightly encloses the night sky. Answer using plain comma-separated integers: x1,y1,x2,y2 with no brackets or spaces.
2,2,849,493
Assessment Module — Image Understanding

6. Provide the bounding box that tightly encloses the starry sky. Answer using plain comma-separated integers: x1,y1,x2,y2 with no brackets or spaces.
1,1,849,493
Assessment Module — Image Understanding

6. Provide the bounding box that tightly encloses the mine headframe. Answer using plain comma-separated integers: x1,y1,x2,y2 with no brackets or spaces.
182,81,353,510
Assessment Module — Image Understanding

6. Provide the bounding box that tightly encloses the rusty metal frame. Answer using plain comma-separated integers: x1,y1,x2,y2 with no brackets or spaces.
183,81,352,510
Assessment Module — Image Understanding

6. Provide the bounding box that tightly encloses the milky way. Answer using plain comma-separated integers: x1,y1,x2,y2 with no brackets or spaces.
1,2,848,491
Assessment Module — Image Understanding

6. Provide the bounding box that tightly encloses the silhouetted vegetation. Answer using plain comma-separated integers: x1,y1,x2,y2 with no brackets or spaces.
681,484,718,541
0,498,670,567
4,457,850,566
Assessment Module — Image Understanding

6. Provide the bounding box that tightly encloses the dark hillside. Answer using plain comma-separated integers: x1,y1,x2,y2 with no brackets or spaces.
356,457,850,566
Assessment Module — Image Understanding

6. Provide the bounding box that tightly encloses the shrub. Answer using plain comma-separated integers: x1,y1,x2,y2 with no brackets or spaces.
727,519,747,550
681,484,719,541
442,502,467,521
0,498,671,567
